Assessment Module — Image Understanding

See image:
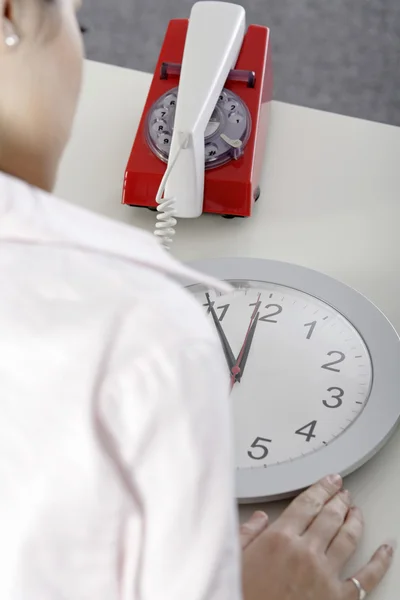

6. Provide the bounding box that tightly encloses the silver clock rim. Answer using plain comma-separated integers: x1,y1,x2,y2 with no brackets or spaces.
183,258,400,503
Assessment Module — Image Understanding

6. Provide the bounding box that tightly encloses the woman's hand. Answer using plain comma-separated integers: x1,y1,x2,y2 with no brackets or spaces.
240,511,269,550
242,475,394,600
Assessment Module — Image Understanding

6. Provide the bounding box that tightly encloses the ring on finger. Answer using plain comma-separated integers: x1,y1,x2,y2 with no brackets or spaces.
349,577,367,599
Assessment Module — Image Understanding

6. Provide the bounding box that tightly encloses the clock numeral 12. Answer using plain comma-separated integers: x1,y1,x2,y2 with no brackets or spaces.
247,437,272,460
249,302,283,323
295,420,317,442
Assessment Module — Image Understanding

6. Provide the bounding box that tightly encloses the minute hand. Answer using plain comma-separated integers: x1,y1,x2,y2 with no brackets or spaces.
206,294,236,372
230,296,261,389
236,313,259,382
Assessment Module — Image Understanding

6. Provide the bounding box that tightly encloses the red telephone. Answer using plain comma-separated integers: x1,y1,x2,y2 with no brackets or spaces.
123,2,272,228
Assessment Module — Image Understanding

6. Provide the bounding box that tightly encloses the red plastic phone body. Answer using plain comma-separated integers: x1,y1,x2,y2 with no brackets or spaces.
123,19,272,217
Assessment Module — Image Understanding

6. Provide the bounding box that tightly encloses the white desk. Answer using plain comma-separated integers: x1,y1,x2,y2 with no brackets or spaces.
56,60,400,598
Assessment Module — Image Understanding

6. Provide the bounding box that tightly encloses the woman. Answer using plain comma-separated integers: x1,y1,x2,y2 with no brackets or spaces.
0,1,394,599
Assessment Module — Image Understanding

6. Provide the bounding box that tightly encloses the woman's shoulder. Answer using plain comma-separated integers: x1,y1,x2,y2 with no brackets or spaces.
0,171,222,348
0,171,198,285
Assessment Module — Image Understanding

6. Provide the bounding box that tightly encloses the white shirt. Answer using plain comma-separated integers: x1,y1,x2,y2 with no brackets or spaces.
0,172,241,600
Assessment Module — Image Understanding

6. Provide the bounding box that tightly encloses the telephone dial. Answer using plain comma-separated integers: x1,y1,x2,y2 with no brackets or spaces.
123,1,272,248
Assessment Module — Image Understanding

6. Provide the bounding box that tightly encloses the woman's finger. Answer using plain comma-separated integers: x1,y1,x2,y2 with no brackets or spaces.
278,474,343,535
304,489,352,552
240,511,269,550
343,544,394,598
326,506,364,571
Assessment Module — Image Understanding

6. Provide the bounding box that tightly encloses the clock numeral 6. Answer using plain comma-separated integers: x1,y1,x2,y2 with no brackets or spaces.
247,437,272,460
295,420,317,442
321,351,346,372
323,387,344,409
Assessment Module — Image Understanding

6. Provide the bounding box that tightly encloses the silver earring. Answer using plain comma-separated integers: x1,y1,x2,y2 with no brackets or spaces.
4,18,20,48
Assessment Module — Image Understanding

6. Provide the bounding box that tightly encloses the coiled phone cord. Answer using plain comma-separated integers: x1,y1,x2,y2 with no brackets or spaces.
154,134,190,251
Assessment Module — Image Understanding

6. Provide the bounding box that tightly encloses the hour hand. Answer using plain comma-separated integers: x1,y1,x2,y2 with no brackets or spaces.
206,294,236,372
236,313,259,382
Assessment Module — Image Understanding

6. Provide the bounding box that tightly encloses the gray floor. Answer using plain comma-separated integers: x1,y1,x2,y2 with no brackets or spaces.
78,0,400,126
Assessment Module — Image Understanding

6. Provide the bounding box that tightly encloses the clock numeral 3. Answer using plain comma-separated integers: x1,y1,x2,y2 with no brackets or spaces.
321,351,346,372
247,437,272,460
323,387,344,409
250,302,283,323
295,420,317,442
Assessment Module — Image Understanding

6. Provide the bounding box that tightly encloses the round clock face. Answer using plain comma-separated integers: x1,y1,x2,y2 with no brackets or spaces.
184,259,400,503
189,281,372,468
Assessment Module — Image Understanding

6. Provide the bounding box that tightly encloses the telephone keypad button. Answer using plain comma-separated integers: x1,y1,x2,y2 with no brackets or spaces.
205,143,219,158
163,94,177,108
158,133,172,146
154,108,169,120
224,99,239,113
152,120,168,134
228,112,244,125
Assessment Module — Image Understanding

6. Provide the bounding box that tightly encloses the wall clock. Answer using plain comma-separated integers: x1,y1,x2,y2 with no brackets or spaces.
184,258,400,503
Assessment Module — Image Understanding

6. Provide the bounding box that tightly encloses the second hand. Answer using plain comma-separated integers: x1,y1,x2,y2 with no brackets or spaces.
230,293,261,391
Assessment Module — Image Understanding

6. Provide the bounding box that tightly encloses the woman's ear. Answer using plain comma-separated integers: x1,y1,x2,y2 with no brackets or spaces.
0,1,20,49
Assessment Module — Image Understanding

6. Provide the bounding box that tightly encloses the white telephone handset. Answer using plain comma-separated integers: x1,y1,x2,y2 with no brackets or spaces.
155,2,246,247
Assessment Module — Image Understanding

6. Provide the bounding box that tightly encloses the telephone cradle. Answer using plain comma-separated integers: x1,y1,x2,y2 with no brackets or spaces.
123,18,273,219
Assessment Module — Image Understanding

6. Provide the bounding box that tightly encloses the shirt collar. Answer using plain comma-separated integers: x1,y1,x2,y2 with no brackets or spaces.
0,171,230,292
